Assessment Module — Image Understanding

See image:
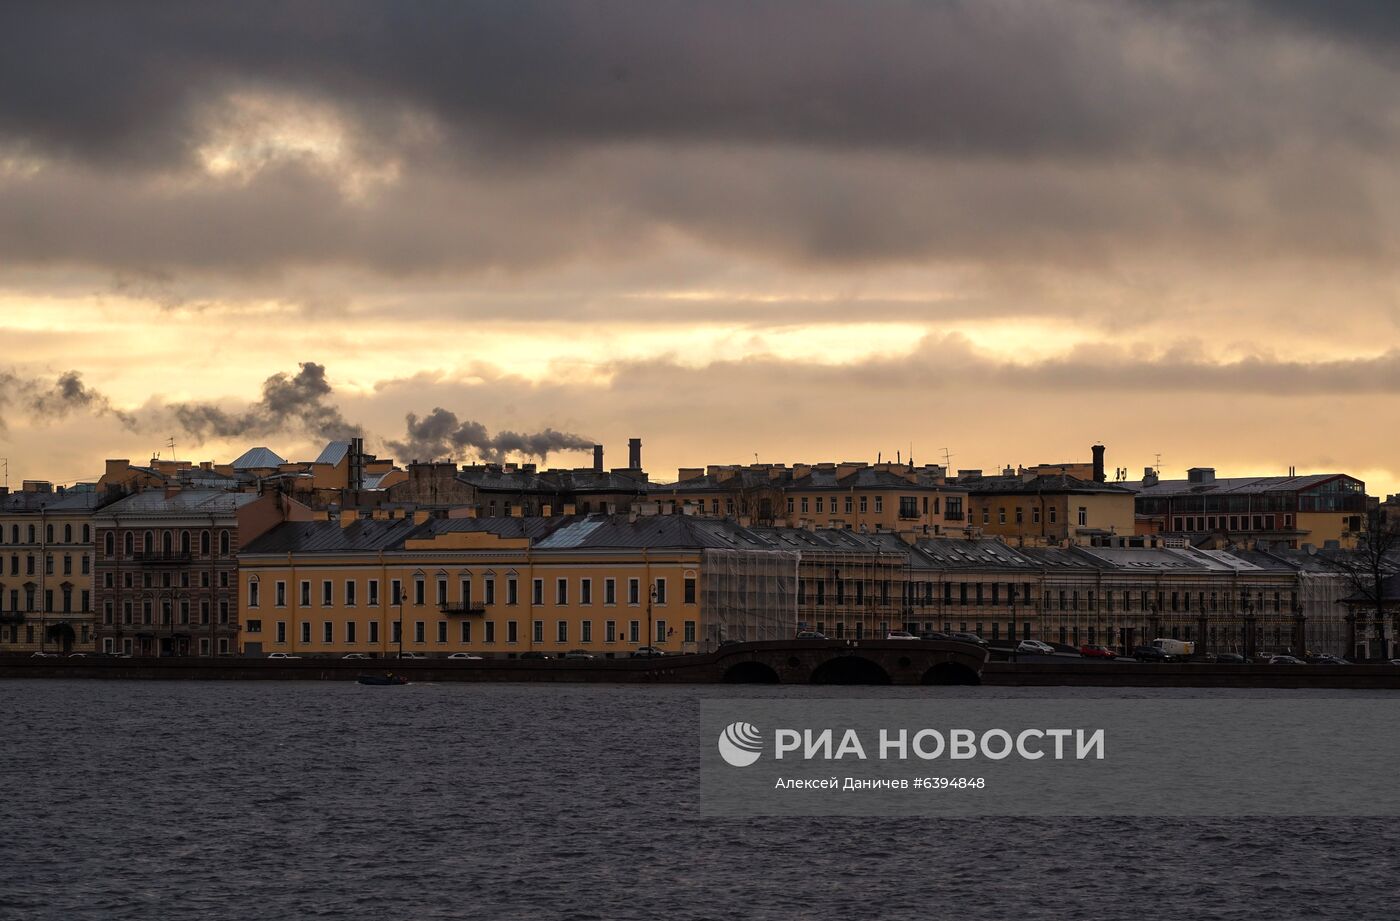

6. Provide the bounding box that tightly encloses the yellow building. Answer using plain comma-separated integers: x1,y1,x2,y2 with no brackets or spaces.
236,512,796,658
958,473,1137,546
656,461,969,534
0,482,100,654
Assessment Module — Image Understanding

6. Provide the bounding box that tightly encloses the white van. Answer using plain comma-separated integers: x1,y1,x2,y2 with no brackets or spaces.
1152,638,1195,658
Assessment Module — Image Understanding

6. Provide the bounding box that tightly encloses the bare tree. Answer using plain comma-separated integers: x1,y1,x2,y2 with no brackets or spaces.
1325,509,1400,658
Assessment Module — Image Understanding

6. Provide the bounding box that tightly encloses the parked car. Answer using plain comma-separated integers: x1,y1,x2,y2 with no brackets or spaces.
341,653,371,660
266,652,300,659
1079,644,1116,658
67,652,87,658
562,650,595,660
1016,639,1056,655
520,651,553,660
447,652,483,660
630,646,667,658
30,651,57,658
1306,654,1350,665
951,632,989,647
1268,655,1306,665
1390,659,1400,667
919,631,951,641
795,631,829,640
1210,653,1246,664
1132,645,1170,662
397,652,428,660
885,630,919,640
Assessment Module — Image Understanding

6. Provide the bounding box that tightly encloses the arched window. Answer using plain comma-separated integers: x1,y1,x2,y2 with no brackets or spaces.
8,525,16,544
219,531,230,556
45,525,53,544
143,530,154,554
180,531,191,554
27,525,36,543
104,532,115,557
82,525,90,543
124,532,134,557
200,531,210,556
162,531,173,555
63,524,72,543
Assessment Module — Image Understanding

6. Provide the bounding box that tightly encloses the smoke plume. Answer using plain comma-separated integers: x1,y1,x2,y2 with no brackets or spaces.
0,369,137,431
168,362,360,443
388,407,593,465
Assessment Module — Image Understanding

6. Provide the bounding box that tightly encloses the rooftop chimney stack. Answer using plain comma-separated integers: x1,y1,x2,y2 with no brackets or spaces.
593,444,604,473
1091,444,1106,483
628,437,642,470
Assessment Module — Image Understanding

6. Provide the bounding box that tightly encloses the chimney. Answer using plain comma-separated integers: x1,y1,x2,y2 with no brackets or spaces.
1142,467,1159,487
628,437,642,470
1091,444,1106,483
593,445,604,473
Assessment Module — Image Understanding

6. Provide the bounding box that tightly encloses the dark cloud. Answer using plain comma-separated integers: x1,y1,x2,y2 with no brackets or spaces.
387,407,592,465
0,1,1394,168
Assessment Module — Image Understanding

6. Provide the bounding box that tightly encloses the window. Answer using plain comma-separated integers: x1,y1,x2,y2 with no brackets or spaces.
655,620,667,643
414,578,425,606
581,620,592,643
247,619,263,634
1078,507,1088,527
533,620,544,643
461,578,472,607
556,578,568,605
485,577,496,605
629,621,640,643
249,579,261,608
219,601,229,624
300,622,310,644
532,579,544,605
300,581,311,606
392,621,402,644
200,531,210,556
346,581,357,606
347,621,357,644
368,579,380,606
801,497,809,514
628,578,640,605
275,581,286,607
605,578,616,605
460,621,471,643
556,621,568,643
605,620,616,643
580,578,592,605
506,576,518,605
369,621,379,643
1032,507,1041,524
654,578,667,604
998,507,1006,525
323,622,333,643
874,496,883,513
684,621,696,643
219,531,230,556
1049,507,1058,524
391,579,402,605
414,621,425,643
860,496,868,513
437,621,447,643
484,621,495,643
684,577,696,605
506,620,518,644
323,581,334,606
276,621,286,643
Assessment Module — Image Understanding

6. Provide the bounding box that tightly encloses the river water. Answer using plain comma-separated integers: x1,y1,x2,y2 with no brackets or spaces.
1,681,1395,920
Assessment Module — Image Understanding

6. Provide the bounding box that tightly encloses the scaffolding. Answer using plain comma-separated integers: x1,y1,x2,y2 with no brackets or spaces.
700,548,799,649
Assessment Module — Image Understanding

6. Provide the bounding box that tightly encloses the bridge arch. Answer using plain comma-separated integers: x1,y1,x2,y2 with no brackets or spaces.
723,661,781,684
810,655,892,686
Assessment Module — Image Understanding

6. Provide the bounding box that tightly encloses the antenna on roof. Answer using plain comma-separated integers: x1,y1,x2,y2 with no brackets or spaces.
941,447,953,469
1154,453,1162,474
0,457,6,489
166,436,177,462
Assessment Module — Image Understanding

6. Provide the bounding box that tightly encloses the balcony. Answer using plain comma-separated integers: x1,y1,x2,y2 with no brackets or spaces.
0,612,23,624
133,551,193,565
440,603,487,616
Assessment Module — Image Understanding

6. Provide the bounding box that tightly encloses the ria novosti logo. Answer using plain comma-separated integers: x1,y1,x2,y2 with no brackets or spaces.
717,721,764,767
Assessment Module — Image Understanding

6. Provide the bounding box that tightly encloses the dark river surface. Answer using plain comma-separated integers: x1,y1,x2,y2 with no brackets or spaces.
2,681,1397,921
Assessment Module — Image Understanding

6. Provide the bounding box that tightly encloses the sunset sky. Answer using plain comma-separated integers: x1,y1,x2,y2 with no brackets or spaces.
1,2,1397,493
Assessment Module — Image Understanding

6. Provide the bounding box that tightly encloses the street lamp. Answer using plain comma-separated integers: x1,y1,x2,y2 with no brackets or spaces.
396,591,406,659
647,583,658,650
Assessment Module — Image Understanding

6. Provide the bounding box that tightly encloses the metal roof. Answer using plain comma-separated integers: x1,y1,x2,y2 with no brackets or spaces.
231,447,286,469
314,441,350,466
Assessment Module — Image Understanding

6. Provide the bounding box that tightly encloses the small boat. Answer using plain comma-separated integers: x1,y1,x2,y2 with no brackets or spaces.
357,673,409,686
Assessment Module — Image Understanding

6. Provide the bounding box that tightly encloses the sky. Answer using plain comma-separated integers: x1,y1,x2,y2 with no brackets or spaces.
0,1,1397,493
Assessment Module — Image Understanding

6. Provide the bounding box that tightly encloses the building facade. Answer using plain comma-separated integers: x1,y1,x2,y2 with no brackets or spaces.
0,483,101,654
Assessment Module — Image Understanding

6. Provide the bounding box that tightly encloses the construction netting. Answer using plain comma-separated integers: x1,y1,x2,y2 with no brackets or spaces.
700,548,799,649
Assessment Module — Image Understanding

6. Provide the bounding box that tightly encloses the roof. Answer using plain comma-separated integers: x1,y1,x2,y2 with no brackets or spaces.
0,489,104,514
314,441,350,466
958,474,1133,496
1130,473,1356,498
242,517,422,555
231,447,286,469
93,489,262,519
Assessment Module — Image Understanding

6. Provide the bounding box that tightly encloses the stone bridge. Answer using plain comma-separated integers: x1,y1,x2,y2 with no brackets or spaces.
686,638,988,685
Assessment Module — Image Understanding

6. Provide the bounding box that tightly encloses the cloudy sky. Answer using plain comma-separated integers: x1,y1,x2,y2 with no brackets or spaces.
1,1,1397,492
